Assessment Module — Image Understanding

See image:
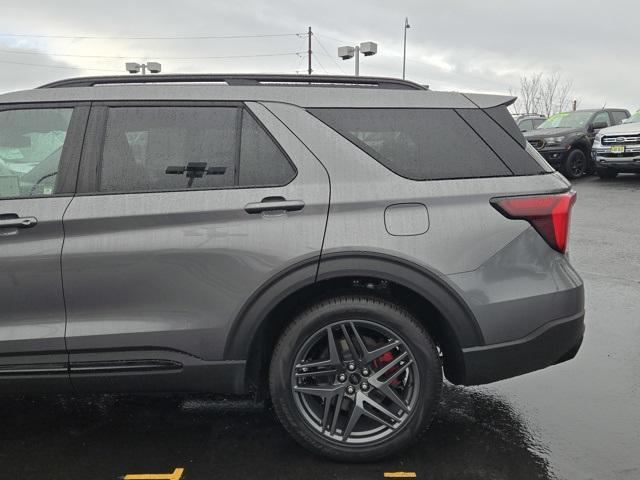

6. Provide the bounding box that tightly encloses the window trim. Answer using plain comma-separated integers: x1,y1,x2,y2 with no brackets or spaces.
76,100,297,196
0,102,89,200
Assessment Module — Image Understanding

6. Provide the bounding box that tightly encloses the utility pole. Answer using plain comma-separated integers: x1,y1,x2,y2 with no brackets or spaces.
308,26,313,75
403,17,410,80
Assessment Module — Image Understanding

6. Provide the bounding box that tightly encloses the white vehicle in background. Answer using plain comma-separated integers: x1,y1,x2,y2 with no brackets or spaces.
592,110,640,178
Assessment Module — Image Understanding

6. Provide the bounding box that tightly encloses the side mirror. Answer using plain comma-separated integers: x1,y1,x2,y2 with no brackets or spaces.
591,121,609,131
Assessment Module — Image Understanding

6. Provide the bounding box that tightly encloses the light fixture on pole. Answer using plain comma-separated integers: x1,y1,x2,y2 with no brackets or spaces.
125,62,162,75
338,41,377,76
403,17,410,80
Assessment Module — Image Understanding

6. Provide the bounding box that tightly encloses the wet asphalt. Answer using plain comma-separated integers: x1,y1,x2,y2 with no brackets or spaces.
0,175,638,480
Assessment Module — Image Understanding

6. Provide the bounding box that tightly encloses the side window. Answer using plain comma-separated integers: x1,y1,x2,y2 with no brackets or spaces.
99,107,238,193
239,111,296,187
309,108,511,180
611,111,629,125
0,108,72,199
592,111,611,128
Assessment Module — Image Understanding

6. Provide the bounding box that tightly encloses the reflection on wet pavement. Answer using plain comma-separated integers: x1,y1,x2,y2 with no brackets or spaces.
0,386,553,480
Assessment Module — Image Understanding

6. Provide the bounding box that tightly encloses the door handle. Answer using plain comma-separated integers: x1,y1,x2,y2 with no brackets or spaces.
245,197,305,214
0,216,38,229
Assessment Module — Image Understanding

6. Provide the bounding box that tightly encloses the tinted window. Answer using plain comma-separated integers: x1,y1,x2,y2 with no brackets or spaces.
611,111,629,125
99,107,238,192
457,109,543,175
0,108,72,199
485,106,526,147
310,108,511,180
239,111,295,186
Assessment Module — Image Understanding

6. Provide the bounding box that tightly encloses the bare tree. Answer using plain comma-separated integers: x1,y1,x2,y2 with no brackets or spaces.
511,72,575,115
518,73,543,114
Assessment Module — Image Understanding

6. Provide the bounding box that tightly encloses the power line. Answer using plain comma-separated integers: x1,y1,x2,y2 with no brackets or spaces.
0,58,119,72
315,33,351,46
0,32,306,41
314,36,346,74
312,52,328,74
0,49,306,61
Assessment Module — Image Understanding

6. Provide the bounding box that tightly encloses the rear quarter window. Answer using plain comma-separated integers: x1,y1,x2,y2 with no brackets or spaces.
309,108,512,180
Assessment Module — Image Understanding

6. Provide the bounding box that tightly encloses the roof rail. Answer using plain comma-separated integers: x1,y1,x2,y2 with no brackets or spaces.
39,74,427,90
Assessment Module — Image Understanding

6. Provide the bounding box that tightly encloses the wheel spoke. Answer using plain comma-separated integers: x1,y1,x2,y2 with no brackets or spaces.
374,383,411,414
326,327,342,366
340,324,359,361
362,394,403,423
342,400,363,440
383,359,413,386
321,395,333,431
293,384,343,398
329,392,344,435
294,368,337,378
370,351,409,382
366,339,401,363
296,359,332,369
349,322,369,360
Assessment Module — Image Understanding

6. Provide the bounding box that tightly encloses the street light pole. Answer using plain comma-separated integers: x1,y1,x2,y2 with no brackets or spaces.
125,62,162,75
338,42,377,77
403,17,410,80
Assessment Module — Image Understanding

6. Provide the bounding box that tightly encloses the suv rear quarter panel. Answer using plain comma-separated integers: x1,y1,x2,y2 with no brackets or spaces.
263,101,580,347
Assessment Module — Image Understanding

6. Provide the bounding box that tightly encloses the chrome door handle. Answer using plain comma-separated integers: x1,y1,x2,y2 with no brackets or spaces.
245,198,305,214
0,216,38,229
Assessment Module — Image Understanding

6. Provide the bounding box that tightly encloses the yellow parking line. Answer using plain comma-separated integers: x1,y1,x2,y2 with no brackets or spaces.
124,467,184,480
384,472,417,478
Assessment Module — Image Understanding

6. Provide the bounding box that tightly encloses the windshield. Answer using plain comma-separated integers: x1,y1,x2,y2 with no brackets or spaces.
538,111,593,129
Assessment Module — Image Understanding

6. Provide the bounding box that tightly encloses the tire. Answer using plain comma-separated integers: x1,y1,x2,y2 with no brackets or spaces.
269,295,442,462
597,169,618,179
563,149,588,179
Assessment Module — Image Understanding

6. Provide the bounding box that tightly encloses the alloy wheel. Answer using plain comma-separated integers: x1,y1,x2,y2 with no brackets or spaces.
291,320,420,445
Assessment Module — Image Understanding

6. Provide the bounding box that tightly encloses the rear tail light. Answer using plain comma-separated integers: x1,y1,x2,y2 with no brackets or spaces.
491,191,577,253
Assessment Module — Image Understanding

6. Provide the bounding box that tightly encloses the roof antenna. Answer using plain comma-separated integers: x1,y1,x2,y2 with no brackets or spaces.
601,101,607,110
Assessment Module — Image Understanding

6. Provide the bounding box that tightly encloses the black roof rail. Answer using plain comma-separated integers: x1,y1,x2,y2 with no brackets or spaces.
38,74,427,90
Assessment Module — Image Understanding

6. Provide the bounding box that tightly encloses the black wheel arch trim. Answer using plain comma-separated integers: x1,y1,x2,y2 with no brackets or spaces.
315,251,484,349
223,250,484,364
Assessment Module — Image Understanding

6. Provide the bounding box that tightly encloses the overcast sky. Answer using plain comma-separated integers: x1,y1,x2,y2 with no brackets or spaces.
0,0,637,111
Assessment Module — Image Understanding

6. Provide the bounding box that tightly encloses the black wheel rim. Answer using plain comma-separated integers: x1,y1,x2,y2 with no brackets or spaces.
569,153,586,177
291,320,420,445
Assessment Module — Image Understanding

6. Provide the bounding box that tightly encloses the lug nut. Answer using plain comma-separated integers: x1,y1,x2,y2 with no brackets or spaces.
361,368,370,376
338,373,347,383
347,364,356,372
361,382,369,391
346,386,355,395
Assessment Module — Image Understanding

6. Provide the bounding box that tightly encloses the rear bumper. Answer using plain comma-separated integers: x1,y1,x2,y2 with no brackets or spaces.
460,311,585,385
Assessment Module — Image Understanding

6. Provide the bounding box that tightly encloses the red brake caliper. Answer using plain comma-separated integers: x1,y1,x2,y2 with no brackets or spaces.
372,351,401,387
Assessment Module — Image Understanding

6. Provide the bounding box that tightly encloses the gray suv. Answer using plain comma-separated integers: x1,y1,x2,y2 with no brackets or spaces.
0,74,584,461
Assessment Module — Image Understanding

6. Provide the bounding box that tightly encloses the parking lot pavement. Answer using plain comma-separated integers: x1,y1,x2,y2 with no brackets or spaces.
0,175,638,480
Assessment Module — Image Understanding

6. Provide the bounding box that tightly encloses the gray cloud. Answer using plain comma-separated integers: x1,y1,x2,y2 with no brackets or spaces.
0,0,637,111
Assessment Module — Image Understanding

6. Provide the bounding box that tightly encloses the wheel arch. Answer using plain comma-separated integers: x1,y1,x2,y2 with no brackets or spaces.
224,251,483,392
